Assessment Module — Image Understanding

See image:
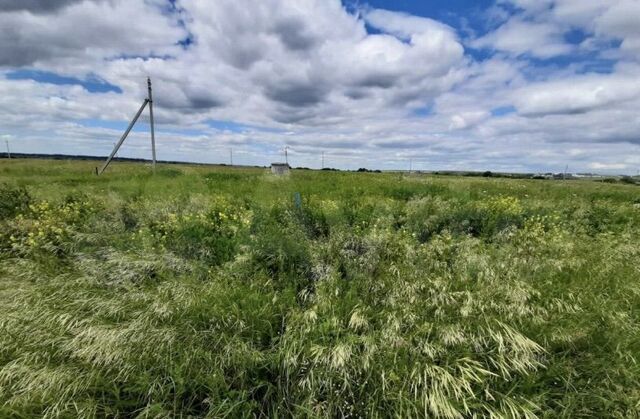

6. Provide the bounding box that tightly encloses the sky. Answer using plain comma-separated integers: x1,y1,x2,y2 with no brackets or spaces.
1,0,639,173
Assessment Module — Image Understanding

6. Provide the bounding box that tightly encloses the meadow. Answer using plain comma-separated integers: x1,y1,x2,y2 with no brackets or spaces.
0,159,639,418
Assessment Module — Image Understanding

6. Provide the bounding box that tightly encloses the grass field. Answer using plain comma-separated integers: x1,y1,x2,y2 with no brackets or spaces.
1,159,639,418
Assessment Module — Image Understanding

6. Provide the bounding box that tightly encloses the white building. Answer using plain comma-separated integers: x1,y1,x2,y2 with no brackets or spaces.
270,163,290,175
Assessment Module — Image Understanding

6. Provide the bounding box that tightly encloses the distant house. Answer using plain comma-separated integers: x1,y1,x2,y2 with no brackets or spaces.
270,163,290,175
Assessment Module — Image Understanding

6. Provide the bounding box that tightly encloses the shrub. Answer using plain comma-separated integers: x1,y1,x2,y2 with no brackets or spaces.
0,183,30,219
148,204,250,266
249,204,313,283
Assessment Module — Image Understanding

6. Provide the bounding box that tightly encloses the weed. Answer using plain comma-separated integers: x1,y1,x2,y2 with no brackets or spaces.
0,159,639,417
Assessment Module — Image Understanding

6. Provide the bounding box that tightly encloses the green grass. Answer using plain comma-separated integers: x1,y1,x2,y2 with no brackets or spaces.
1,159,639,418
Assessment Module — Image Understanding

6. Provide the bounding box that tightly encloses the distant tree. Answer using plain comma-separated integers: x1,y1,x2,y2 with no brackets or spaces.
620,176,637,185
601,178,619,184
482,171,493,177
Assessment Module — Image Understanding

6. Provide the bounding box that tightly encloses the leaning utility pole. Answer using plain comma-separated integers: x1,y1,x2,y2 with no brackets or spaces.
97,77,157,175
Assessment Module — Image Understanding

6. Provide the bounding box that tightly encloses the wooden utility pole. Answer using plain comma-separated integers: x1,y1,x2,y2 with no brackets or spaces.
285,146,289,165
148,77,156,171
321,151,324,169
5,139,10,159
97,77,157,175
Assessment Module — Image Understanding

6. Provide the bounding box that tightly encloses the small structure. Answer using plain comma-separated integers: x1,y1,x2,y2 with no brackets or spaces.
270,163,290,175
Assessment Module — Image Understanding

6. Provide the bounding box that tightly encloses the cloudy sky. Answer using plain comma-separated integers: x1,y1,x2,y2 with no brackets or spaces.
1,0,639,173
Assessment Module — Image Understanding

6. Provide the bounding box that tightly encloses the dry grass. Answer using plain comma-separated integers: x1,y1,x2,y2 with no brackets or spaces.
0,159,639,417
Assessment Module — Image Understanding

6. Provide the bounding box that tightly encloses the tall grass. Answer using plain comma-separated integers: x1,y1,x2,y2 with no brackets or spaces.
0,159,639,417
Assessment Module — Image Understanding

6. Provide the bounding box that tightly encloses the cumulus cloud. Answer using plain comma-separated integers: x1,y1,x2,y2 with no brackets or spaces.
0,1,186,67
0,0,91,13
594,0,640,58
1,0,639,173
512,73,640,116
470,18,572,58
493,0,640,59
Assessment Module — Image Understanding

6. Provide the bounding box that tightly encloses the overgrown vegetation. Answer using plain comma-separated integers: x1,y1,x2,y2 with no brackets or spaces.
1,159,639,418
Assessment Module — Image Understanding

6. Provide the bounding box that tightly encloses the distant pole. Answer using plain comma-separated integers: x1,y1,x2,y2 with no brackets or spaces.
563,164,568,181
285,146,289,165
230,148,233,166
5,139,10,159
409,158,412,174
321,151,324,169
147,77,156,171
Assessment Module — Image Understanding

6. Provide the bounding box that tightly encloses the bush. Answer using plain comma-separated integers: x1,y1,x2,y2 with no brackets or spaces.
0,183,30,219
249,206,313,284
620,176,637,185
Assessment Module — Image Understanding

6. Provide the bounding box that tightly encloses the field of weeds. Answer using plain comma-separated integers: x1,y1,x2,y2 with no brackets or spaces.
1,159,639,418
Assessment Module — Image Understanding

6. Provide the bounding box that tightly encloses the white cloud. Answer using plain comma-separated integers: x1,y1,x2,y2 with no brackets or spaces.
471,18,572,58
494,0,640,60
594,0,640,58
589,162,628,170
0,0,640,174
448,111,490,130
512,72,640,116
0,1,186,68
363,8,457,41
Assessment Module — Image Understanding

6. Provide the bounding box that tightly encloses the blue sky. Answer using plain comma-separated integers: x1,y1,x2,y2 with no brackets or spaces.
6,70,122,93
1,0,639,173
